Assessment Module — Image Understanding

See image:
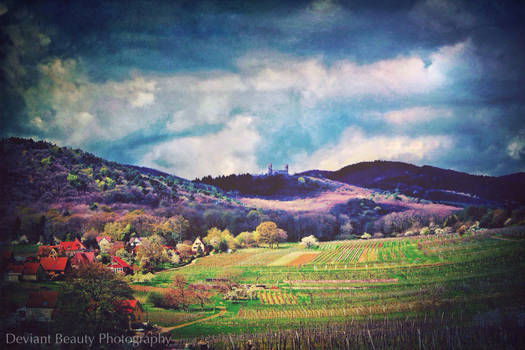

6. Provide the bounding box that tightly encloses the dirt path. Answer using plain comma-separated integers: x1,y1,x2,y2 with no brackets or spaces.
159,307,226,333
490,236,521,242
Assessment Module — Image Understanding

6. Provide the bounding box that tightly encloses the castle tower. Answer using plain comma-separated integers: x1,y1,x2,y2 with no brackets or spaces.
284,164,289,174
267,163,273,176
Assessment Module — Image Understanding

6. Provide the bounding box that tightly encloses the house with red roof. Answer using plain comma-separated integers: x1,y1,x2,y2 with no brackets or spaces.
70,252,95,268
117,299,144,325
22,262,43,281
26,291,58,322
108,256,132,275
39,257,70,279
7,263,24,282
59,238,86,256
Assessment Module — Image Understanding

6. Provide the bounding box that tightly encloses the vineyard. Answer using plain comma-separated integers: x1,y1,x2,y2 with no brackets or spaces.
257,289,298,305
149,228,525,350
310,239,418,265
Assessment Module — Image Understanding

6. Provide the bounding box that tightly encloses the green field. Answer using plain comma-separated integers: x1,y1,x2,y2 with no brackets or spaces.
137,229,525,348
3,230,524,348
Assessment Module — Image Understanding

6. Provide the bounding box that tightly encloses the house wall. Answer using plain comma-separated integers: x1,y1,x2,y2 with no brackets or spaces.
22,274,37,281
8,273,21,282
132,308,144,323
27,308,54,322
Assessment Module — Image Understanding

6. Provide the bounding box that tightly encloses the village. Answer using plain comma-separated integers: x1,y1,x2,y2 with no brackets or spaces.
1,235,208,332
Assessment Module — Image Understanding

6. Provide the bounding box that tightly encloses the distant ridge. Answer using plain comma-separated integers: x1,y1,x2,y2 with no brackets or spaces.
300,160,525,205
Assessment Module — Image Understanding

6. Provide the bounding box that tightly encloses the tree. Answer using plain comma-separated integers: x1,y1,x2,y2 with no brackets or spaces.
136,235,169,272
167,249,181,265
256,221,287,248
223,285,258,301
53,263,133,338
189,284,212,310
204,227,236,252
176,243,194,262
98,239,111,256
109,241,125,256
155,215,189,246
235,231,257,248
115,248,134,265
300,235,319,248
339,220,354,237
167,275,195,310
103,222,132,241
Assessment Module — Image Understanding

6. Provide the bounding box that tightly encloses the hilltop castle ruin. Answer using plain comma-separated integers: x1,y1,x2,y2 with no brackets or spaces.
267,163,288,176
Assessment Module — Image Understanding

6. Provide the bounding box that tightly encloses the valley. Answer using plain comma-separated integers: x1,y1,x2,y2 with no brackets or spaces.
1,138,524,349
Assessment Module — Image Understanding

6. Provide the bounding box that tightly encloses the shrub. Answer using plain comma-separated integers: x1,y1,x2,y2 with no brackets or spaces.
419,227,430,236
148,292,165,308
126,272,155,284
66,173,80,187
223,285,258,301
40,156,51,167
360,232,371,239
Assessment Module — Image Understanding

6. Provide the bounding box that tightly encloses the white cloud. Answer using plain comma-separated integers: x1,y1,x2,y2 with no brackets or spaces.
384,106,453,124
141,115,261,178
24,59,164,144
294,127,454,172
107,76,156,108
247,55,446,101
24,42,464,147
30,116,45,130
507,131,525,160
131,91,155,108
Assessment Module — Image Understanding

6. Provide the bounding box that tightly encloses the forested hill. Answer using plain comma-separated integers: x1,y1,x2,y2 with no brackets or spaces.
301,161,525,206
0,138,257,242
0,137,229,206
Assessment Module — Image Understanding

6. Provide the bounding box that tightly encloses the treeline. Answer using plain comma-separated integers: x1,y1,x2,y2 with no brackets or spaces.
7,201,525,247
195,173,325,197
196,173,289,196
449,205,525,228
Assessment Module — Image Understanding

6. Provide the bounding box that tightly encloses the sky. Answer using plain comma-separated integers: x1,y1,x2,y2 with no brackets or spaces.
1,0,525,179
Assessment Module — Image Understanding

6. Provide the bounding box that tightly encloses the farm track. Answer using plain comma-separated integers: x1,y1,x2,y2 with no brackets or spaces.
131,285,167,293
490,236,522,242
159,307,226,333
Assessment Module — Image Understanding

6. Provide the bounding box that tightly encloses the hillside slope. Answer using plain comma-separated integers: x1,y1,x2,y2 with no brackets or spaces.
0,137,231,207
0,138,253,242
301,161,525,206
